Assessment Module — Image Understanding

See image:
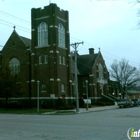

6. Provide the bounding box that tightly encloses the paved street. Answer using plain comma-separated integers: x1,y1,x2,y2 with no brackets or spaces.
0,107,140,140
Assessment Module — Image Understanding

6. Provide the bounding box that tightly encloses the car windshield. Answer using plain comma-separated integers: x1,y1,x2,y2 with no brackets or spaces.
132,99,138,101
123,99,129,101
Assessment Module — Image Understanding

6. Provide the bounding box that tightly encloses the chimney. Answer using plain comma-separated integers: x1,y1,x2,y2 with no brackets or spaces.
89,48,94,55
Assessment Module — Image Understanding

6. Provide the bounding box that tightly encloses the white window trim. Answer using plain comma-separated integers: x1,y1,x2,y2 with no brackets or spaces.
44,55,48,64
39,56,42,64
38,22,48,47
61,84,65,92
9,58,20,75
58,23,65,48
41,84,46,92
99,63,104,79
63,57,65,65
59,56,62,64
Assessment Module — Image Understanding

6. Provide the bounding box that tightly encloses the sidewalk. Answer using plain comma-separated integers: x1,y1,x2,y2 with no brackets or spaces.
78,105,119,113
43,105,119,115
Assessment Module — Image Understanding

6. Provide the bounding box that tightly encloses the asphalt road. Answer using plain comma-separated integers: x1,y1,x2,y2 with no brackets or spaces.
0,107,140,140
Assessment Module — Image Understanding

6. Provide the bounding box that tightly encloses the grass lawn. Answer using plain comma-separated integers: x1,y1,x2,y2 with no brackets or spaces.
91,105,103,107
0,105,103,115
55,110,75,114
0,108,55,114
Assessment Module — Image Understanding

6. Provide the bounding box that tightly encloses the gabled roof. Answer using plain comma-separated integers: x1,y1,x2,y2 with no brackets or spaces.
19,36,31,47
127,90,140,95
3,30,31,50
77,53,98,75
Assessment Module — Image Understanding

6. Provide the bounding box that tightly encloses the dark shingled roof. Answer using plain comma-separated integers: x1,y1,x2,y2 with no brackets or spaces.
20,36,31,47
77,53,98,75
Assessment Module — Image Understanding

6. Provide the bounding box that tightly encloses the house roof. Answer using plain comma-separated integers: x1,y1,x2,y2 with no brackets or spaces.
11,30,31,47
76,53,98,75
127,90,140,95
2,30,31,51
5,29,31,48
19,36,31,47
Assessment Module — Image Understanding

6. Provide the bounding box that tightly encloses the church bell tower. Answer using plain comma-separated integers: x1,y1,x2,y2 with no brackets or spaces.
31,3,71,100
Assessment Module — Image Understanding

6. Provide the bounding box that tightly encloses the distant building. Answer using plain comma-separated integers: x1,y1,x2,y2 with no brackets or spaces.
127,90,140,99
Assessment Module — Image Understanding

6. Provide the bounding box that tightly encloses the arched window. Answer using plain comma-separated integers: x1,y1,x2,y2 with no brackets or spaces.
98,63,104,79
39,56,42,64
38,22,48,47
59,56,62,64
45,55,48,64
42,84,46,92
61,84,65,92
9,58,20,75
58,23,65,48
63,57,65,65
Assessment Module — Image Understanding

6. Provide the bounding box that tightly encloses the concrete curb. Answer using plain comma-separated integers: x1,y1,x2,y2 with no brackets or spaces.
42,105,119,115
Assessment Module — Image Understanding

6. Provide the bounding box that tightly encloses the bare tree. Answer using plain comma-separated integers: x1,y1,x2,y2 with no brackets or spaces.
109,59,140,99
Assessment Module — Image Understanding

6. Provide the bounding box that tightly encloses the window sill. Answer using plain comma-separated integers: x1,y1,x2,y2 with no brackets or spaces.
58,46,67,50
41,91,46,93
35,45,50,48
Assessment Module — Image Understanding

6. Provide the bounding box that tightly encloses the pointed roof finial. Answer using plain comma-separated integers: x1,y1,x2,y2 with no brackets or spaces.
13,26,16,30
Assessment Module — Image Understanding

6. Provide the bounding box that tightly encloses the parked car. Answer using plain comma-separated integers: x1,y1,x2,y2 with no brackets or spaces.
117,98,133,108
131,99,140,106
130,100,134,107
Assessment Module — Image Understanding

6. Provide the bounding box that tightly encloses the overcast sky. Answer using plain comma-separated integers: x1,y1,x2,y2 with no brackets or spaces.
0,0,140,70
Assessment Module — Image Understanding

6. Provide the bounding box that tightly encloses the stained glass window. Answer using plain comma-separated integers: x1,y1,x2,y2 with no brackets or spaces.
58,23,65,48
38,22,48,47
9,58,20,75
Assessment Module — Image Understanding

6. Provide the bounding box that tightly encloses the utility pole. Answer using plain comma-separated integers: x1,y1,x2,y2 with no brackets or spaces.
85,80,89,111
70,42,84,113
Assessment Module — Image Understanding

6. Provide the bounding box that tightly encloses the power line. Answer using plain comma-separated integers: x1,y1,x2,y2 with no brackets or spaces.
0,10,30,24
0,19,30,31
0,15,136,66
0,38,139,68
81,43,140,67
0,21,13,28
0,23,31,34
0,11,139,68
0,19,31,34
0,44,139,75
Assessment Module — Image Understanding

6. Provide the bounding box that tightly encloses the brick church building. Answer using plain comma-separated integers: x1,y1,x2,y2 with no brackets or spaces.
0,3,119,107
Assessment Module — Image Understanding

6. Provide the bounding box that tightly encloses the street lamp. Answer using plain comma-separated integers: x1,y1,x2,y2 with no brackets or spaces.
119,93,121,100
37,81,40,114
